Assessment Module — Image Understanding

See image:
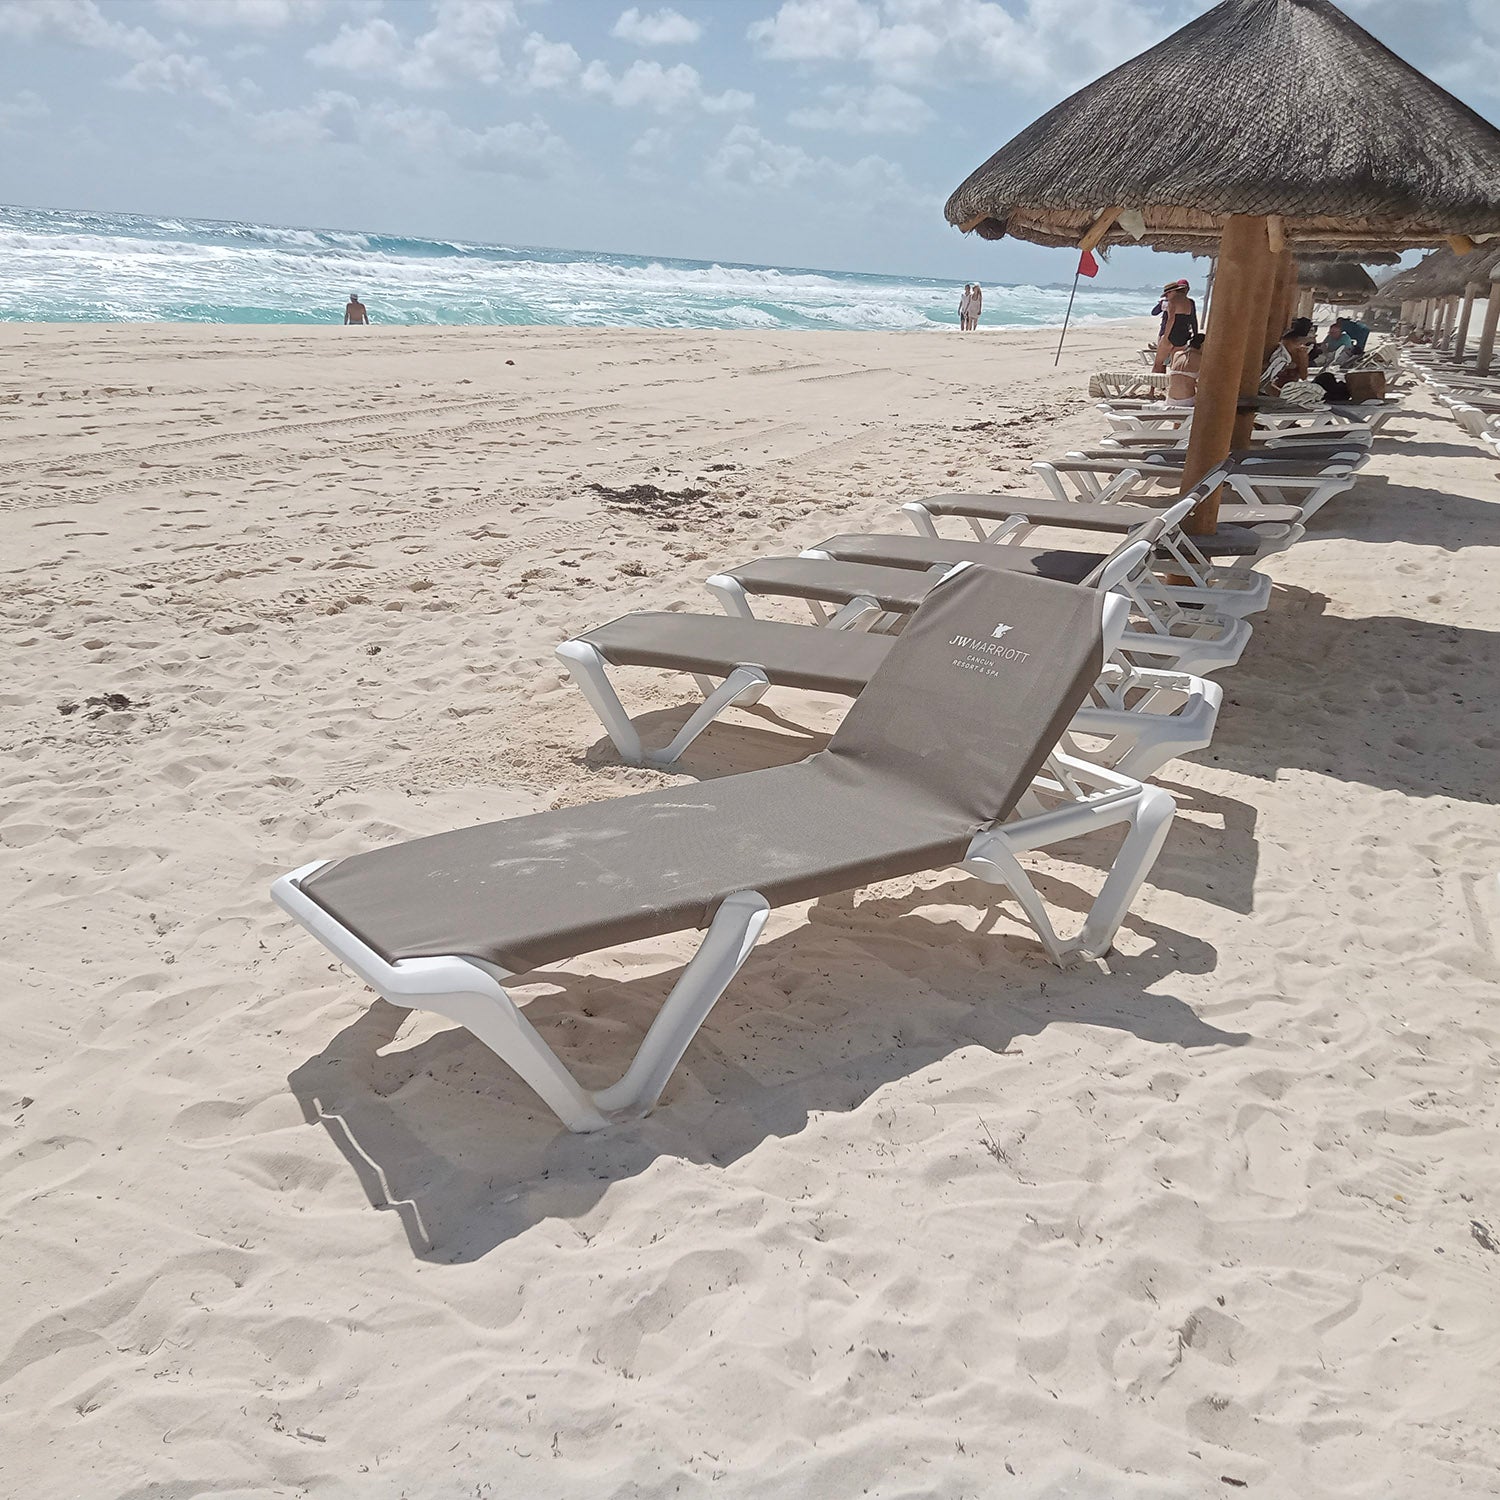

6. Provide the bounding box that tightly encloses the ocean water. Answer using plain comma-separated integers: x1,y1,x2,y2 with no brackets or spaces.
0,203,1149,332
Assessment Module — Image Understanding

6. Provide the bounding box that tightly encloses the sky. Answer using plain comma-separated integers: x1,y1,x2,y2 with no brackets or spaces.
0,0,1492,287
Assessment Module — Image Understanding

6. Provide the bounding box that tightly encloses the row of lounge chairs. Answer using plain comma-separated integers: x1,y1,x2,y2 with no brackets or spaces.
270,386,1377,1134
1410,350,1500,458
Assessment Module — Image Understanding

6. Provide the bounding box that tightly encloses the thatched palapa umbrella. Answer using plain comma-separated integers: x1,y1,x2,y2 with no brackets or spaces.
1374,243,1500,360
945,0,1500,531
1296,258,1377,310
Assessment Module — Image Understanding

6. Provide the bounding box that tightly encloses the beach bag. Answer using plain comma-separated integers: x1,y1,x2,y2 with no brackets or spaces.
1344,370,1387,402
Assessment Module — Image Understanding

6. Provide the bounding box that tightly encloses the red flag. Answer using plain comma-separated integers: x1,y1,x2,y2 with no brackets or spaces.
1077,248,1099,278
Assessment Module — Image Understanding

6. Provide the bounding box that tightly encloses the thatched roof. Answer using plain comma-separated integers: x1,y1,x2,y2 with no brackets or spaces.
1297,258,1377,301
946,0,1500,253
1372,243,1500,302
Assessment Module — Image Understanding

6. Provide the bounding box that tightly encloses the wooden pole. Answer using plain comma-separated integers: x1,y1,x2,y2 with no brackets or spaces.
1202,256,1217,327
1230,244,1279,452
1260,249,1294,368
1454,283,1480,362
1435,296,1454,347
1282,258,1300,339
1179,215,1275,534
1475,281,1500,374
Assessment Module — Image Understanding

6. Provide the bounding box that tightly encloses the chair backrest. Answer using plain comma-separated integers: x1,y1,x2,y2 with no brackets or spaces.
1092,536,1154,594
826,566,1103,831
1156,497,1196,531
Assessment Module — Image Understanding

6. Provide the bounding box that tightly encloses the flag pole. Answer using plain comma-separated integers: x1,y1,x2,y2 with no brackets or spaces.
1053,269,1083,366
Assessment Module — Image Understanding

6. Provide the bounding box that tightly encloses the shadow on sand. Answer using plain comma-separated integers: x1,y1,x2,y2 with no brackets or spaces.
289,875,1236,1263
286,466,1495,1260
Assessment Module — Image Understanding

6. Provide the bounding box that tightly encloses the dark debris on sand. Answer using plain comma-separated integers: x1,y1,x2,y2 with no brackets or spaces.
587,481,726,531
58,693,138,720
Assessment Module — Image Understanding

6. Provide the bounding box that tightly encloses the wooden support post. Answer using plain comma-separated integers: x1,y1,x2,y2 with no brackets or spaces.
1475,281,1500,375
1436,296,1455,346
1454,283,1480,362
1261,249,1293,364
1179,215,1275,534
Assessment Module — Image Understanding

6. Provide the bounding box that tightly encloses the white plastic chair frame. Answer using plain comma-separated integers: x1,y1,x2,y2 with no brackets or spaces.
272,750,1176,1131
902,481,1269,617
791,522,1252,677
560,562,1221,774
1047,456,1318,558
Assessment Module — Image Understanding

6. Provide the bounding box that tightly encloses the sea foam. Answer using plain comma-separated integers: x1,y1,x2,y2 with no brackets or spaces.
0,203,1150,331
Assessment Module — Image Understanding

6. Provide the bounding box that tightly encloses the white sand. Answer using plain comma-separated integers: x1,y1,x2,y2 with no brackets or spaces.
2,320,1499,1497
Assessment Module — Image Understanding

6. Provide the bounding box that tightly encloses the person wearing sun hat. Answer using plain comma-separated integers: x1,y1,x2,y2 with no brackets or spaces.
1150,278,1198,372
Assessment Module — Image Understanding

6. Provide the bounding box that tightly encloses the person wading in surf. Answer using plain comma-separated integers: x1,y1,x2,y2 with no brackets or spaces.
343,293,369,326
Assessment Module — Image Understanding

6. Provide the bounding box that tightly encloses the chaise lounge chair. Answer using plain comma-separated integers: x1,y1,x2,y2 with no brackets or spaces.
559,538,1222,775
897,491,1272,615
1042,453,1357,526
272,564,1176,1132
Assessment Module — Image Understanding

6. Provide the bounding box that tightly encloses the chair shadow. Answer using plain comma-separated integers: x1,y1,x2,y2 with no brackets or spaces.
288,880,1233,1264
1307,476,1500,552
579,701,835,779
1370,438,1490,461
1200,582,1497,805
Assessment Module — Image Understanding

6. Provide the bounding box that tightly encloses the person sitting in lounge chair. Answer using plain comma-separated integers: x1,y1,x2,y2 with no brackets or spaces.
1261,317,1314,395
1166,332,1205,403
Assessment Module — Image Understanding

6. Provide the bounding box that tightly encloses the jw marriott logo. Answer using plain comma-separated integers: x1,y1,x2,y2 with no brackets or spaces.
949,629,1030,664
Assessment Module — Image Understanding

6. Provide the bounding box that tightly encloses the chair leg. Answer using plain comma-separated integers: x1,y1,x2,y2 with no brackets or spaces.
555,640,645,764
649,666,772,765
704,575,757,619
275,871,771,1133
901,502,939,537
592,892,771,1119
557,643,769,767
961,784,1176,963
1071,786,1176,959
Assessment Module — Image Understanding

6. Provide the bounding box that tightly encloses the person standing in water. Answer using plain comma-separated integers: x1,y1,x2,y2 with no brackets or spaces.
343,293,369,326
968,282,983,330
958,283,973,330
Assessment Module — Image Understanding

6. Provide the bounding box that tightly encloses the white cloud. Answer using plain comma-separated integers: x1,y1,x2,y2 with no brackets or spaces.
307,16,406,74
705,122,912,209
748,0,1165,91
0,0,240,105
520,33,583,90
153,0,356,27
0,0,169,61
747,0,880,62
579,58,753,114
611,7,703,47
787,81,932,134
0,89,50,128
629,124,673,159
119,50,238,107
250,89,569,176
308,0,518,87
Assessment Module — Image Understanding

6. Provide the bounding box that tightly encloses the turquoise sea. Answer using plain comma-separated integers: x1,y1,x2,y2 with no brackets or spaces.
0,203,1149,331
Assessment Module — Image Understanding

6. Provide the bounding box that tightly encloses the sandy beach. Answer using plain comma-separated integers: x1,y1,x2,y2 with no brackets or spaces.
2,319,1499,1497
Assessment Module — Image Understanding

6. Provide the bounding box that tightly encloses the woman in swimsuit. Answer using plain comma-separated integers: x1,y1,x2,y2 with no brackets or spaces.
1152,279,1198,372
1166,332,1205,403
